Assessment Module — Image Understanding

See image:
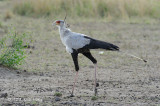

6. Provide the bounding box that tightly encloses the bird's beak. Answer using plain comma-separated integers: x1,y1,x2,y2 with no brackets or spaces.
52,21,59,26
52,22,56,26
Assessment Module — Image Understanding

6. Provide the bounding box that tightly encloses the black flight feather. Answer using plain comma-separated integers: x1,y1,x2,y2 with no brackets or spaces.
83,36,119,51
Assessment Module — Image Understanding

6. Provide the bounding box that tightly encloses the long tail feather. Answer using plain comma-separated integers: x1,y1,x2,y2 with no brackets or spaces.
119,51,147,63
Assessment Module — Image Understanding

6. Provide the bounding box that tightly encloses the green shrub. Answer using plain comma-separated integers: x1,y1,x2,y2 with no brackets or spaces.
0,28,29,68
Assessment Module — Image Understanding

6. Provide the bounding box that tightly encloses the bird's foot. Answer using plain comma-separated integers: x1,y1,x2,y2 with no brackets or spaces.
70,93,74,97
96,82,99,87
68,91,74,97
94,82,99,96
66,94,74,98
94,88,98,96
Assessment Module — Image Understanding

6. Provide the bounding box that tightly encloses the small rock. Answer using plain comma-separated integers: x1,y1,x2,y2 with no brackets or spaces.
0,93,8,98
55,97,61,101
40,73,44,76
16,71,20,74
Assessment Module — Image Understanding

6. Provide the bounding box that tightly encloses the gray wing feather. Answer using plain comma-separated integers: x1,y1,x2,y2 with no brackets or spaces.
66,32,90,50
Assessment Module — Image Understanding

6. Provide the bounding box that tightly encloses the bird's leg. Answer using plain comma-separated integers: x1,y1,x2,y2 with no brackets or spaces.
71,71,79,97
94,63,98,96
82,52,98,96
70,52,79,97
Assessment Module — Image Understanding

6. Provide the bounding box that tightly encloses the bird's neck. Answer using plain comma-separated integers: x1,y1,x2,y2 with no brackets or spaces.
59,26,70,38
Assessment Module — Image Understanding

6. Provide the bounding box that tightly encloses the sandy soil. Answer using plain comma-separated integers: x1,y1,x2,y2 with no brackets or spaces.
0,55,160,106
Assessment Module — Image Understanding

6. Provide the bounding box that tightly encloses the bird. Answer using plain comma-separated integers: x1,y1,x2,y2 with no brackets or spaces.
52,12,148,97
52,17,119,97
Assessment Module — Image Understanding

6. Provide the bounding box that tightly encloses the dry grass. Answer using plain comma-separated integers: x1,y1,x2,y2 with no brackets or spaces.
13,0,160,20
4,10,13,20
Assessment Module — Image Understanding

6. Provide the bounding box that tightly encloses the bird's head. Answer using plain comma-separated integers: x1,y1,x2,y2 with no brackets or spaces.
53,13,68,28
53,20,65,27
53,13,67,27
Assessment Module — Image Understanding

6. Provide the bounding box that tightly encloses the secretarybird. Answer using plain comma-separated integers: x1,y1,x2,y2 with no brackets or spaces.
52,17,146,97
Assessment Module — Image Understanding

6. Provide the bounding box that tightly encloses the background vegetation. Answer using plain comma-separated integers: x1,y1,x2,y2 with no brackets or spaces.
13,0,160,20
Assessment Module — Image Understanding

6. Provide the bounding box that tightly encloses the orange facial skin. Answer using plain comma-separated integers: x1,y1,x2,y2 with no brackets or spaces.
56,21,60,25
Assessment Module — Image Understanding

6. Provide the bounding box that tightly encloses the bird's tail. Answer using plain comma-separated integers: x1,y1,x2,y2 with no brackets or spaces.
119,51,147,63
91,40,147,63
83,36,147,63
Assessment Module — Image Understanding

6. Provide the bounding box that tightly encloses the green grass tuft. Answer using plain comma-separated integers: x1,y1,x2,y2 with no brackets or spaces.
54,92,62,97
91,96,98,100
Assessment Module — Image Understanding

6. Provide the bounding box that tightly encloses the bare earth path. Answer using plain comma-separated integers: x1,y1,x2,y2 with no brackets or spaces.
0,52,160,106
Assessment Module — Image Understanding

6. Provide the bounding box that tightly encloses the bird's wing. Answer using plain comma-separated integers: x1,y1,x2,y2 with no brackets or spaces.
65,32,91,50
65,32,119,51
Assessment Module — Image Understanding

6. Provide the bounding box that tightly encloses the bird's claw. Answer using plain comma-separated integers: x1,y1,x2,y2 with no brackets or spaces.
70,93,74,97
68,91,74,97
96,82,99,87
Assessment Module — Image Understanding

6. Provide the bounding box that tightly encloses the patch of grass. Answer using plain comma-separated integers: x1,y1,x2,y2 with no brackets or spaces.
13,0,160,20
91,96,98,100
0,27,29,68
30,101,38,105
54,92,62,97
14,1,34,17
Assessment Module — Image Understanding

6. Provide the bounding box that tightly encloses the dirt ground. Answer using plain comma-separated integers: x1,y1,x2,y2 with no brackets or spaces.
0,0,160,106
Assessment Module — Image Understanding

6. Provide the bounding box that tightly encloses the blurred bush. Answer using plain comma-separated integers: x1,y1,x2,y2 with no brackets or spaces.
0,21,2,28
0,28,29,68
4,11,13,20
13,0,160,19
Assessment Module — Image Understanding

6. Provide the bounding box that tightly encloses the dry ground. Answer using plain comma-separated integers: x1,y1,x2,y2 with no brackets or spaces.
0,0,160,106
